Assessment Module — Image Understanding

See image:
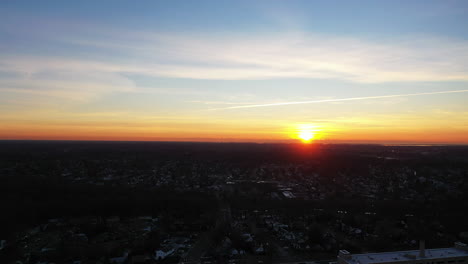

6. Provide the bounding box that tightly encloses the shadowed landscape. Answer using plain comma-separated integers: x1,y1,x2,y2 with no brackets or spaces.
1,141,468,263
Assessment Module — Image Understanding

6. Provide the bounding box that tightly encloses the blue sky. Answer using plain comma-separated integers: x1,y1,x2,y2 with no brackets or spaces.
3,0,468,36
1,0,468,143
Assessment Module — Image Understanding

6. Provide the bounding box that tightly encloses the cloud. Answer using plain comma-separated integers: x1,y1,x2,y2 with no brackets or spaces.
0,61,137,101
3,27,468,84
2,22,468,103
81,32,468,82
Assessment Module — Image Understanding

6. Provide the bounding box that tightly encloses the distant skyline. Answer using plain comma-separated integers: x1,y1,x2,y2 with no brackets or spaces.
1,0,468,144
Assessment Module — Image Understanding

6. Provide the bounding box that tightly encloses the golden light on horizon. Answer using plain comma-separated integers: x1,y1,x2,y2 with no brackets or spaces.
294,124,320,143
299,130,314,142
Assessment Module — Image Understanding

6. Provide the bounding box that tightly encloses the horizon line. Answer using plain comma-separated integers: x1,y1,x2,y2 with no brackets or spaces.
1,139,468,146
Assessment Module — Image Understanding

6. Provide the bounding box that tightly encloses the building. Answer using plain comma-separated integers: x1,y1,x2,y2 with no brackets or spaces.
338,242,468,264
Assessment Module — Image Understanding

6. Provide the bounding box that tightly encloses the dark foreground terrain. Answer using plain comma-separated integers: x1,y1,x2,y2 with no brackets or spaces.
1,141,468,264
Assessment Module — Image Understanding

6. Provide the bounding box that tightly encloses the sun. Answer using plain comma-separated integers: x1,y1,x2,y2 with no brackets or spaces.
299,130,314,142
287,124,321,143
295,124,318,143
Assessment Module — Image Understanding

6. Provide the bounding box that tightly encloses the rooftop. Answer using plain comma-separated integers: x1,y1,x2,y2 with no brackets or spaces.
343,247,468,264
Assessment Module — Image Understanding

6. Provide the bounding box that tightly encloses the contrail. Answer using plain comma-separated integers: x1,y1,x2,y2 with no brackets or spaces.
212,89,468,110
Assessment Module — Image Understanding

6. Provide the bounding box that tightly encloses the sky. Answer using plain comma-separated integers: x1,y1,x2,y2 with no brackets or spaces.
1,0,468,144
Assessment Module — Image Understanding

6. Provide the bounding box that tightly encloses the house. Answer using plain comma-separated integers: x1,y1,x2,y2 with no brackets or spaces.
155,247,175,260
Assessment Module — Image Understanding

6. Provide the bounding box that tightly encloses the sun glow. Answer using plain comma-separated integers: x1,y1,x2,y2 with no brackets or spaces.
294,124,319,143
299,130,314,142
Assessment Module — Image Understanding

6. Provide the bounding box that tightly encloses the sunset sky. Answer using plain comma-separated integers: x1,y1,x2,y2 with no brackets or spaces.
1,0,468,144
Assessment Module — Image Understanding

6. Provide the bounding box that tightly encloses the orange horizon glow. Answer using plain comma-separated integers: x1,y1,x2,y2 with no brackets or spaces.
2,121,468,145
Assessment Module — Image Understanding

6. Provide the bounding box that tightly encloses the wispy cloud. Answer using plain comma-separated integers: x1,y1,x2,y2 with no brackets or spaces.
2,17,468,108
3,23,468,84
70,31,468,82
187,100,256,105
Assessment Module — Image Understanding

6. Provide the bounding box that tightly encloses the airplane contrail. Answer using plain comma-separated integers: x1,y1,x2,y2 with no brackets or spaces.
212,89,468,110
